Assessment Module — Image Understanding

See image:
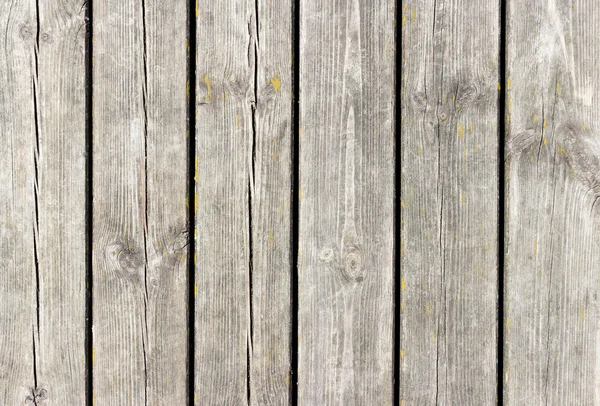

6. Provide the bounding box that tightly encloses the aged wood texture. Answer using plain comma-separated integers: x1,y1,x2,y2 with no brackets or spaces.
194,0,292,403
505,1,600,404
0,0,87,404
400,0,499,403
92,0,189,403
298,0,395,403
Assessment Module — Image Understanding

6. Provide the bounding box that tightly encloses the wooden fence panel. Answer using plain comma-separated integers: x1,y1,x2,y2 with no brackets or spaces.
92,0,189,403
400,0,500,403
298,0,396,403
0,1,87,404
505,1,600,403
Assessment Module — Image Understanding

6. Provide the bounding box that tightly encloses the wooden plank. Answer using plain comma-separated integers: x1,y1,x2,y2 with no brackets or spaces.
248,1,293,405
92,0,189,403
505,1,600,403
0,0,87,404
400,0,499,403
297,0,395,403
194,0,293,403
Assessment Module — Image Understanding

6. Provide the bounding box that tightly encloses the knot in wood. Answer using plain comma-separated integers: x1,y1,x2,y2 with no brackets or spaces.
343,252,364,282
25,388,47,405
117,246,144,271
19,24,34,41
319,247,336,263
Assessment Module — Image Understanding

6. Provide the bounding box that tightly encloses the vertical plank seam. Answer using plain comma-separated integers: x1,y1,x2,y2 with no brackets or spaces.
393,0,400,401
291,0,300,401
187,0,197,401
85,0,94,403
498,0,507,402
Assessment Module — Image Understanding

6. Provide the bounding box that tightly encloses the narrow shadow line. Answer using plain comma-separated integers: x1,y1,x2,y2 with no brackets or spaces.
497,0,507,403
84,0,93,404
187,0,197,403
290,0,300,403
394,0,401,403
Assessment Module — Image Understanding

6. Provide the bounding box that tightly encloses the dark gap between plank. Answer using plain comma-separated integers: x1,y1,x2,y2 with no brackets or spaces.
393,0,401,402
291,0,300,403
84,0,93,404
187,0,197,402
497,0,507,402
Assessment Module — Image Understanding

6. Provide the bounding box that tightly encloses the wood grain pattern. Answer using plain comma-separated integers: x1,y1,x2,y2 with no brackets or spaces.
400,0,499,403
505,1,600,404
0,0,87,404
297,0,395,403
249,0,293,404
194,0,293,402
92,0,189,403
193,1,251,403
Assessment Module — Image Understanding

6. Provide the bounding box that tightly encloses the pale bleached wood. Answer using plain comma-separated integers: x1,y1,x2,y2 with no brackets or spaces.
297,0,395,403
92,0,189,403
248,0,293,405
400,0,499,403
505,1,600,404
0,0,87,404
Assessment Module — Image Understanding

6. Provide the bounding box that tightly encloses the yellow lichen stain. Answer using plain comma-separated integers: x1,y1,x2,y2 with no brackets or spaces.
185,197,189,208
401,199,405,208
507,78,512,90
186,79,190,98
543,137,547,145
584,123,589,131
401,279,406,291
273,151,279,162
543,120,547,129
468,123,473,133
402,15,407,26
497,82,501,91
194,282,197,296
92,347,95,365
580,306,585,321
533,240,538,256
417,143,422,156
401,401,405,406
204,75,213,102
270,74,281,92
506,317,511,331
426,301,430,315
269,230,274,245
431,332,435,342
457,122,465,138
195,157,199,181
285,375,291,387
400,349,405,360
533,114,538,124
556,82,561,96
298,188,303,200
194,252,196,264
460,191,465,205
299,128,302,137
411,6,416,21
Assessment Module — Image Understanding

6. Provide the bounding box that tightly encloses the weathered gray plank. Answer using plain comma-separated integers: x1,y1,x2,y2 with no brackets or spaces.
297,0,395,403
194,0,292,403
92,0,189,403
0,0,87,404
400,0,499,403
505,1,600,403
248,1,293,405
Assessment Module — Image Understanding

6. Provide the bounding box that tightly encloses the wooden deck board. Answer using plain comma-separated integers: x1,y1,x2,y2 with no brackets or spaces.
505,0,600,403
297,0,396,403
400,0,500,403
92,0,189,403
0,0,87,404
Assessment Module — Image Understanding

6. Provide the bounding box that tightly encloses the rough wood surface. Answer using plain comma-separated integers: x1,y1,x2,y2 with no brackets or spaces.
505,1,600,404
248,0,293,405
297,0,395,403
92,0,189,403
193,1,250,403
0,0,87,404
400,0,499,403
